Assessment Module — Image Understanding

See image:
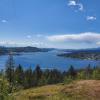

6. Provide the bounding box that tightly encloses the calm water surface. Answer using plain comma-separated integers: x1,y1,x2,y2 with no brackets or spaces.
0,50,100,71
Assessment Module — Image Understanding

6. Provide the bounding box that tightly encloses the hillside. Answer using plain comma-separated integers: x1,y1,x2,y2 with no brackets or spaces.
0,46,54,55
58,51,100,60
58,47,100,60
13,80,100,100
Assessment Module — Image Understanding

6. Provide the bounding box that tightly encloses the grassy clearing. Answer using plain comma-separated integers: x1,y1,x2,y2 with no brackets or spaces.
13,84,63,100
13,80,100,100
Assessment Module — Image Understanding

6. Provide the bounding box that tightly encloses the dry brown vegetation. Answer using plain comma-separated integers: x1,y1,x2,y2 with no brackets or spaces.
13,80,100,100
61,80,100,100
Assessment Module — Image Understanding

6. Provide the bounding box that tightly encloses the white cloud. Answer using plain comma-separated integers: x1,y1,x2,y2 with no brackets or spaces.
1,19,7,23
78,3,83,11
47,32,100,44
96,41,100,45
68,0,76,6
86,16,96,21
68,0,84,11
0,41,7,45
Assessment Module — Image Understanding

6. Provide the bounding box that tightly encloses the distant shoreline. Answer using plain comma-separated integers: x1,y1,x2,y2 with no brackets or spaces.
58,51,100,60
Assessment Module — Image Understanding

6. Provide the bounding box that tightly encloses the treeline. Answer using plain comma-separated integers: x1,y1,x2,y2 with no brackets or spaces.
4,54,100,90
14,64,63,88
5,54,64,91
0,54,100,99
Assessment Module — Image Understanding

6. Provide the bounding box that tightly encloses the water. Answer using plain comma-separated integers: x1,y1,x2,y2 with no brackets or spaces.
0,50,100,71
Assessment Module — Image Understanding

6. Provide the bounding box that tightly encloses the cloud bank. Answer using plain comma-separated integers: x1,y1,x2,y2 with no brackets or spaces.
47,32,100,45
1,33,100,48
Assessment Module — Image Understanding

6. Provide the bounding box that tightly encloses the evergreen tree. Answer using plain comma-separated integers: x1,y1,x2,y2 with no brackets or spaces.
0,69,12,100
5,53,15,93
67,65,76,79
85,64,93,79
42,69,50,84
77,70,85,80
24,67,33,88
15,64,24,85
46,69,62,84
92,66,100,79
33,65,42,86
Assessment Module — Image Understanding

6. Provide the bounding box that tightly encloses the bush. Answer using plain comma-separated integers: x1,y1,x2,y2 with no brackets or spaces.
63,76,73,84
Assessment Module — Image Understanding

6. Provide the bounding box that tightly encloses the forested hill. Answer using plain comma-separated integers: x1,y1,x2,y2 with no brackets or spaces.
58,47,100,60
0,46,54,55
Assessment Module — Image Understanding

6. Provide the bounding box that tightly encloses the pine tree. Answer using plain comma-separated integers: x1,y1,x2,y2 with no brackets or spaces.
85,64,93,79
33,65,42,86
24,66,33,88
46,69,62,84
15,64,24,85
5,53,15,93
0,70,11,100
77,70,85,80
92,66,100,79
67,65,76,79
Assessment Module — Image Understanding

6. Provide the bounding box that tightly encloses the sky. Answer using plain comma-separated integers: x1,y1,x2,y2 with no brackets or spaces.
0,0,100,49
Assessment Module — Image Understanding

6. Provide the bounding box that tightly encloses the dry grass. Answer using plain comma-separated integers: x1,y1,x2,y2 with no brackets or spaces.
61,80,100,100
13,80,100,100
14,84,63,100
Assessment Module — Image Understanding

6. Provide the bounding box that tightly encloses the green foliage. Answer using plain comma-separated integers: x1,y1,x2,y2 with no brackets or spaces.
77,71,85,79
5,54,15,93
0,54,100,100
66,65,77,80
33,65,42,86
84,64,93,79
0,76,13,100
0,80,7,100
24,66,34,88
63,76,73,84
15,64,24,85
92,67,100,79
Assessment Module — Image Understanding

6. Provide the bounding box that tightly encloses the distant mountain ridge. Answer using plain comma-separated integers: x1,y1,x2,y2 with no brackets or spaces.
0,46,54,55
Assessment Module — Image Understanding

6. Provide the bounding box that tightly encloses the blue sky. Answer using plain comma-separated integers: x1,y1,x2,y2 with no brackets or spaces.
0,0,100,49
